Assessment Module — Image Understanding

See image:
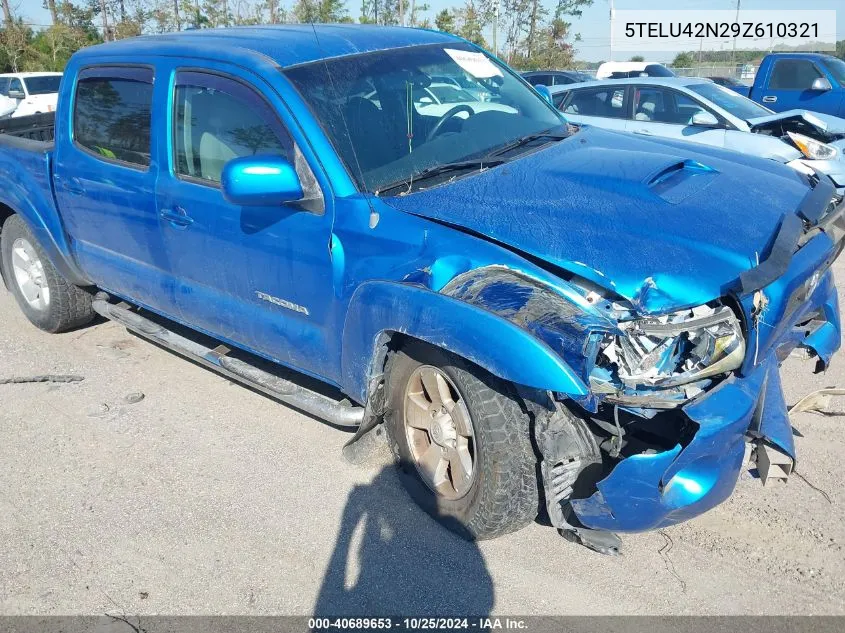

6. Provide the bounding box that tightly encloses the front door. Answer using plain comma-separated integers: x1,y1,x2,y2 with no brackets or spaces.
155,65,335,380
760,57,842,115
625,86,727,149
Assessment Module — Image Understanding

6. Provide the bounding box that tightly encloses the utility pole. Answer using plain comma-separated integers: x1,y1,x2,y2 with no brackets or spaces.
1,0,12,25
493,0,499,57
731,0,741,69
698,36,703,76
608,0,615,61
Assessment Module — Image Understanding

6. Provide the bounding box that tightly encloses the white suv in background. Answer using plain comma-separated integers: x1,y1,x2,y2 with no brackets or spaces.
0,72,63,118
595,61,675,79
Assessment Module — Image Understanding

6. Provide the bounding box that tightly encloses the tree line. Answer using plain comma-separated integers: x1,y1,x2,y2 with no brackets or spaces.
0,0,592,73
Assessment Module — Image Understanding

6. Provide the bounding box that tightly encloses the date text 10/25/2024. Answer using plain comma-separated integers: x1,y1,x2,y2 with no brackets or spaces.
309,618,529,630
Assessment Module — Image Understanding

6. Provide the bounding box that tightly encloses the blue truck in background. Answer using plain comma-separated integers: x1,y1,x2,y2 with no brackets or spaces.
0,25,843,554
749,53,845,117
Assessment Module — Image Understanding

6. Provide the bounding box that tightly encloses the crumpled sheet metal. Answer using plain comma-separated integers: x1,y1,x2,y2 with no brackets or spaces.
386,125,812,315
570,353,793,532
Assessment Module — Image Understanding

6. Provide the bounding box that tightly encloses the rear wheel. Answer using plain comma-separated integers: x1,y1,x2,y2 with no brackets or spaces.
1,214,94,332
385,342,539,540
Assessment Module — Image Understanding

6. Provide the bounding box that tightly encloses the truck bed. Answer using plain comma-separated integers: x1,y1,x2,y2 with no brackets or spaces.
0,112,55,144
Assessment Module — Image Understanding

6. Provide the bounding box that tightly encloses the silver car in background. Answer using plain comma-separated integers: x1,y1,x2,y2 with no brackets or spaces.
549,77,845,194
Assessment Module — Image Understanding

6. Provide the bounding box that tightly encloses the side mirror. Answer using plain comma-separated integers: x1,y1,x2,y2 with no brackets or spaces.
7,89,24,100
221,155,303,206
691,111,720,127
811,77,832,92
534,84,553,105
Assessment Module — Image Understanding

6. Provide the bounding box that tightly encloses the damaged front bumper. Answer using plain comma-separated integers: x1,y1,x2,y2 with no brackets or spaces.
568,232,842,533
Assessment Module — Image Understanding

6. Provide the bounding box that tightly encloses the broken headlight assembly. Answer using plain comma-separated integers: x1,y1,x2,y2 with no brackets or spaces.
787,131,838,161
594,303,745,394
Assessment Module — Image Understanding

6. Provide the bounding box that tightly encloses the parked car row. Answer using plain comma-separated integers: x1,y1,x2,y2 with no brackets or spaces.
528,53,845,122
548,76,845,194
0,26,842,555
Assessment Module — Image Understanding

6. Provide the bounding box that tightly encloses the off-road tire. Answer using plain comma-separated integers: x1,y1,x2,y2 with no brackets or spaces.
385,342,539,540
1,214,94,333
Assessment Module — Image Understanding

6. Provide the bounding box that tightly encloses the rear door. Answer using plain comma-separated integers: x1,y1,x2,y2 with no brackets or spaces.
557,85,629,131
52,64,176,314
758,57,841,114
155,62,335,377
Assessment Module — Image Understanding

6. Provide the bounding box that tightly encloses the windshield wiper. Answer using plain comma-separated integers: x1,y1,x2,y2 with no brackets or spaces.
377,158,506,195
489,128,570,158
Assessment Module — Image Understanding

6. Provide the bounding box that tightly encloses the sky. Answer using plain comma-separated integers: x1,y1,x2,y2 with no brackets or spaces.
10,0,845,62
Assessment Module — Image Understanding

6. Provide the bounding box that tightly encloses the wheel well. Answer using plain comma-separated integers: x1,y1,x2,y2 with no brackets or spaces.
0,203,16,289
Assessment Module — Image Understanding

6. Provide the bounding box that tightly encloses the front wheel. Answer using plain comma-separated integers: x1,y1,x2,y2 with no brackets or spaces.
385,342,539,540
1,214,94,332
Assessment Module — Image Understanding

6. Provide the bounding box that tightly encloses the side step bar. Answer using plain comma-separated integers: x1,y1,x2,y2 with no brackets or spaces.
91,297,364,428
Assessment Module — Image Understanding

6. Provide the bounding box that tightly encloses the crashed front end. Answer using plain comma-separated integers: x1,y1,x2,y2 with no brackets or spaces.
566,182,845,533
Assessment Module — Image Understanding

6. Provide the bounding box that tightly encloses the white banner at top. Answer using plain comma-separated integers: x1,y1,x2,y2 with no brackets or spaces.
611,9,837,53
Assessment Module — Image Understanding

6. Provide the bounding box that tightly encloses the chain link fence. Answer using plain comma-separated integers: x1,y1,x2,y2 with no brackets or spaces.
571,66,757,82
671,66,757,81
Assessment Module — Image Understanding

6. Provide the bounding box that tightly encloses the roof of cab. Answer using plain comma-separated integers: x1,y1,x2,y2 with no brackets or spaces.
547,76,714,94
72,24,461,69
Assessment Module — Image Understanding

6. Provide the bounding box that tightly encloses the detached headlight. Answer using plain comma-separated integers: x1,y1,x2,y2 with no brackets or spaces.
788,131,838,160
599,303,745,388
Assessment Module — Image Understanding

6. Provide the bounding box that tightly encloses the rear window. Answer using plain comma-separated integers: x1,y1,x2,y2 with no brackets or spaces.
563,87,627,118
73,67,153,167
524,74,551,86
23,75,61,95
645,64,675,77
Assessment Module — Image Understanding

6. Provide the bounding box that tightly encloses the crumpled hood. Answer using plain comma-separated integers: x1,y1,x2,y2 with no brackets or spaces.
747,109,845,140
385,126,812,313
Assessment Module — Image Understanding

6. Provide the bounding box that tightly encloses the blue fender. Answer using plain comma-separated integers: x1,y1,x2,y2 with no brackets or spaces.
340,280,589,404
0,145,88,286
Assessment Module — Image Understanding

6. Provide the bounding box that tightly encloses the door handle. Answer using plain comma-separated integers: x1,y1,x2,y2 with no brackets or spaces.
633,129,653,136
762,96,777,103
160,207,194,228
57,174,85,195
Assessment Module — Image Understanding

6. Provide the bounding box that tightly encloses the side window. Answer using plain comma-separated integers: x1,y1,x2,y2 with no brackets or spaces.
0,78,9,96
769,60,822,90
528,74,550,86
633,87,670,122
553,92,568,109
173,72,293,184
73,67,153,167
564,87,627,118
671,92,709,124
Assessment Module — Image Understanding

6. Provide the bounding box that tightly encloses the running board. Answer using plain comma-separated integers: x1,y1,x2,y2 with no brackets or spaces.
91,298,364,427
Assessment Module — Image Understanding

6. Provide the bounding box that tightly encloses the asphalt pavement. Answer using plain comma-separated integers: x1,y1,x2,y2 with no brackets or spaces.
1,261,844,616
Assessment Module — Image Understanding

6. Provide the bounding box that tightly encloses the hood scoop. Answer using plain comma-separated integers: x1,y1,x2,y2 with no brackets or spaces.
646,159,719,204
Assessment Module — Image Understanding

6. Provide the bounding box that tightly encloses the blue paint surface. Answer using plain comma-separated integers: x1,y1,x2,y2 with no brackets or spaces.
1,26,842,535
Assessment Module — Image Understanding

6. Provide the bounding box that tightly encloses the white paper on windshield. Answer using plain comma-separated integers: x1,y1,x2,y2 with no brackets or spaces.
444,49,503,79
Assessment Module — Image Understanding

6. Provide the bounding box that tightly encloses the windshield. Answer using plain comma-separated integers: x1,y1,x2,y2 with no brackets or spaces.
823,57,845,85
284,43,565,193
688,82,772,120
23,75,61,95
428,85,475,103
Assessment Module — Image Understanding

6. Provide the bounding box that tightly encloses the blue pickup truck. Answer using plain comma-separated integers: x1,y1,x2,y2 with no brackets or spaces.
1,26,843,554
749,53,845,117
